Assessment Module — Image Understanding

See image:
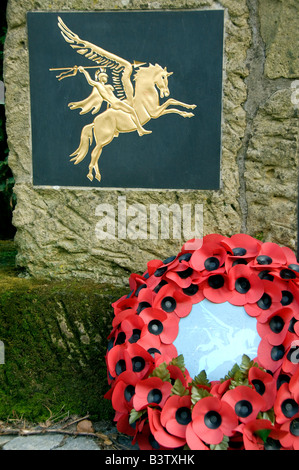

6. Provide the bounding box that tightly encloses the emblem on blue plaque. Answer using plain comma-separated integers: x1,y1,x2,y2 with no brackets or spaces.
27,11,224,189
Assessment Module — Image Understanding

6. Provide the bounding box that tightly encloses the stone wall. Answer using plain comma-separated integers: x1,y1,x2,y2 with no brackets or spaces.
4,0,299,285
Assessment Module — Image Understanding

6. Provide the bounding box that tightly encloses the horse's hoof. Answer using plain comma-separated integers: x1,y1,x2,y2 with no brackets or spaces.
87,174,94,182
184,112,194,118
138,129,152,136
95,174,102,182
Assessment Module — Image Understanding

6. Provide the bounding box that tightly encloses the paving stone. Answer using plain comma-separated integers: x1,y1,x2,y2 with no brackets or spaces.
0,436,18,448
56,436,101,450
2,434,65,450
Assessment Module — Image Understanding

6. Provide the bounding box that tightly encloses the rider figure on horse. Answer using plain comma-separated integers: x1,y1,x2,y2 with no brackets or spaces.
72,66,151,137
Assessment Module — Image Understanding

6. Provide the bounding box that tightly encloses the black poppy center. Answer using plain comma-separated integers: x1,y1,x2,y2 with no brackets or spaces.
208,274,225,289
129,329,141,343
132,356,145,372
124,384,135,402
280,269,296,280
148,320,163,335
235,400,253,418
204,257,220,271
232,247,247,256
256,255,272,265
251,379,266,396
269,316,285,333
178,267,193,279
204,410,222,429
115,359,126,376
175,407,192,426
115,332,126,345
161,296,176,313
137,301,151,314
264,437,281,450
179,253,192,262
290,418,299,437
183,284,199,296
257,293,272,310
154,266,168,277
281,399,299,418
147,389,163,404
271,345,285,361
235,277,251,294
281,290,293,306
147,348,161,357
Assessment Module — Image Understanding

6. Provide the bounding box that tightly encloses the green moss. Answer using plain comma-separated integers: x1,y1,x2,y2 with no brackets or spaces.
0,241,128,422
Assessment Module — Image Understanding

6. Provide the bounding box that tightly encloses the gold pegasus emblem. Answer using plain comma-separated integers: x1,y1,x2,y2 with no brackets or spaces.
50,17,197,183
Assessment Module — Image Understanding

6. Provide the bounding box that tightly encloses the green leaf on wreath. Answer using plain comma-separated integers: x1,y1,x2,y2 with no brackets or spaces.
240,354,254,374
210,435,229,450
256,429,271,443
129,408,146,425
150,362,171,382
191,385,211,405
192,370,211,387
171,379,189,397
169,354,186,373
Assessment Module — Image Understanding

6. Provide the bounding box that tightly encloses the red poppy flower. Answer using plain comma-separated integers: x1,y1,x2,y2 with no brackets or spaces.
111,371,139,413
280,413,299,450
248,367,276,411
241,419,287,450
289,367,299,403
256,307,294,346
274,382,299,424
222,385,266,424
257,335,288,373
111,307,138,330
153,284,192,318
220,233,262,260
188,396,238,445
180,282,205,304
136,422,169,450
281,339,299,375
123,343,156,380
167,364,191,389
165,263,198,289
189,242,227,276
148,407,187,449
181,238,204,253
160,395,192,439
244,280,283,320
139,307,180,344
128,272,148,296
115,314,145,346
133,376,172,411
115,412,137,437
210,379,231,399
106,344,127,380
185,422,210,450
146,256,180,290
153,343,178,366
250,242,287,269
112,295,139,316
277,281,299,315
200,273,232,303
228,264,264,306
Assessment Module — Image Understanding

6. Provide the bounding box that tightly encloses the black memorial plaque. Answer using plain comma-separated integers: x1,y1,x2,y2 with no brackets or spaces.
27,10,224,189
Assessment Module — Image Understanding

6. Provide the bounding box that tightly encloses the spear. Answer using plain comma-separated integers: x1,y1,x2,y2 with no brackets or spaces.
49,65,102,81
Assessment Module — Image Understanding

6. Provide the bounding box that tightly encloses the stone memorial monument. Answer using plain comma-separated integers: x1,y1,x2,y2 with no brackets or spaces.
4,0,299,284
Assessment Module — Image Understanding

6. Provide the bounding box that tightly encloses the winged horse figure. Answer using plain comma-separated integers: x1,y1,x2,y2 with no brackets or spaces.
56,17,197,183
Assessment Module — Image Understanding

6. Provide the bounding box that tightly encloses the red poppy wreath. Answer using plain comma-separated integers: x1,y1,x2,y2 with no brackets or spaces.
105,234,299,450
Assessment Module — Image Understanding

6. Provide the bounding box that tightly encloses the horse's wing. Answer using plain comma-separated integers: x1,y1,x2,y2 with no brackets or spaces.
58,16,134,104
